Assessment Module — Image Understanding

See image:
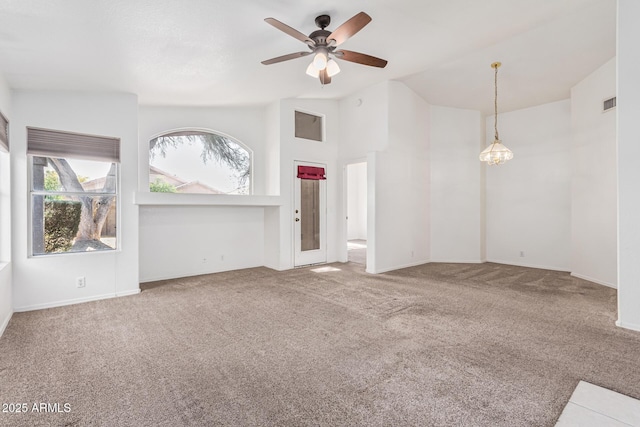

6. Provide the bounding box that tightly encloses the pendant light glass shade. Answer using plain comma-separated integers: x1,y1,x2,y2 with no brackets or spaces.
306,62,320,78
313,49,328,70
479,140,513,165
480,61,513,165
326,59,340,77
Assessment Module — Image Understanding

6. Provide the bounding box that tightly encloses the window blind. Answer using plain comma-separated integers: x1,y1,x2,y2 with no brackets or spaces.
0,111,8,152
297,165,326,180
27,127,120,162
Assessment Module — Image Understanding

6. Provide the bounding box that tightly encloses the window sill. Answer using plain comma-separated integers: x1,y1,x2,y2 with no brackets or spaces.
134,192,283,207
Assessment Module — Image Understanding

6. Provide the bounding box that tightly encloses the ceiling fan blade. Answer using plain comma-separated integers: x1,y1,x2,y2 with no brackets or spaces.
327,12,372,46
264,18,315,46
261,51,312,65
319,68,332,85
334,49,388,68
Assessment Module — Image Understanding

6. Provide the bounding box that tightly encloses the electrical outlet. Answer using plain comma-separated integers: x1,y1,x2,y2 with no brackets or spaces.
220,255,225,261
520,251,525,257
202,257,207,264
76,277,86,288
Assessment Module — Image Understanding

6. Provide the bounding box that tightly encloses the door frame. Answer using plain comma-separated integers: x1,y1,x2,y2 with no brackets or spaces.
293,160,327,267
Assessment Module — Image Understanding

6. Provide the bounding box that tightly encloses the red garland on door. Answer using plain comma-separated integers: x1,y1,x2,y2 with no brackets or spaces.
297,165,326,180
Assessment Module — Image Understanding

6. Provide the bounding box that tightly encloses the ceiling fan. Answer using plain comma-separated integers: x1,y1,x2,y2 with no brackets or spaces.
261,12,388,85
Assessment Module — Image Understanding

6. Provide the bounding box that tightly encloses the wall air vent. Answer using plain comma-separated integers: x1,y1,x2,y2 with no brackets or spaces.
603,96,616,112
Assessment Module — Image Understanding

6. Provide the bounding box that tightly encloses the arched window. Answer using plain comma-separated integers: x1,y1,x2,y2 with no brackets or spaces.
149,130,252,195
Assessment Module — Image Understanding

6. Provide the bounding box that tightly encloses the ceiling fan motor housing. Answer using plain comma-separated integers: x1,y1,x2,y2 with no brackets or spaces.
309,29,332,49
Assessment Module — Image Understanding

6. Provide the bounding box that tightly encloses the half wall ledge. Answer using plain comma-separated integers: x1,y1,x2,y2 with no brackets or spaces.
133,192,283,207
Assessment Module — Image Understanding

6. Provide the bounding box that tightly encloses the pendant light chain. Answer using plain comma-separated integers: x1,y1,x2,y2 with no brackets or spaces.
479,61,513,165
494,63,499,141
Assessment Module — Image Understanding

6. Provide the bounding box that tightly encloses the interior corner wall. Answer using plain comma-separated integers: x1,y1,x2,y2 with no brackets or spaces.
368,82,430,273
430,105,483,263
570,57,617,288
11,91,139,311
485,99,571,271
0,72,12,335
137,106,268,282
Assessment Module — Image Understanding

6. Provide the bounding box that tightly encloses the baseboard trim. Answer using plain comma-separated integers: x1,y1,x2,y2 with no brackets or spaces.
486,259,569,272
0,309,13,338
116,289,141,297
616,319,640,332
429,259,484,264
15,290,140,313
570,272,617,289
140,265,263,283
366,259,429,274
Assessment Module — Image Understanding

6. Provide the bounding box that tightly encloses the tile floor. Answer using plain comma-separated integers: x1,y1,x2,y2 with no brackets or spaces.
556,381,640,426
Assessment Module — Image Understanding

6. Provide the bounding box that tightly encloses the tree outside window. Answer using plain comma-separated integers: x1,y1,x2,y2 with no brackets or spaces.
32,157,117,255
149,130,251,195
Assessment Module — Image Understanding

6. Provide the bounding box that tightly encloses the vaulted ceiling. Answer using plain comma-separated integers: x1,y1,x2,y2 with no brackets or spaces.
0,0,616,113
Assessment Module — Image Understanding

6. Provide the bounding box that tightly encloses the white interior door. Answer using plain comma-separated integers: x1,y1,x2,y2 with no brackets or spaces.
294,161,327,266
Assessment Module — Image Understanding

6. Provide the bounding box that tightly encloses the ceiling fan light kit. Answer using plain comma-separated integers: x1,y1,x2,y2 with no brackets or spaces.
262,12,388,85
305,63,319,78
480,61,514,165
326,59,340,77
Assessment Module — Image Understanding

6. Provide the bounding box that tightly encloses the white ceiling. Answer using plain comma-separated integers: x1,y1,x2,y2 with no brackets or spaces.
0,0,616,113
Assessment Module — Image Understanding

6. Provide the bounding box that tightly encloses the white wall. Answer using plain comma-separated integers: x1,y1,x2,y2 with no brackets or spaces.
485,99,572,271
11,91,139,311
137,106,270,281
369,149,429,273
338,81,430,273
263,102,282,270
264,102,281,196
339,82,389,160
369,82,430,273
430,106,483,262
338,82,389,263
139,206,264,281
0,71,12,335
617,0,640,331
138,100,341,276
347,162,367,241
138,106,267,195
277,98,340,269
570,58,617,288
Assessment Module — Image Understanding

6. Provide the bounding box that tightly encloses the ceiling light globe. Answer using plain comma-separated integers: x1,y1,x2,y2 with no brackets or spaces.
313,51,328,70
326,59,340,77
306,62,319,78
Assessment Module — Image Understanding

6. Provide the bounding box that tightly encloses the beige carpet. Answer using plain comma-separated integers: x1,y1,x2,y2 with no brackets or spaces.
1,262,639,426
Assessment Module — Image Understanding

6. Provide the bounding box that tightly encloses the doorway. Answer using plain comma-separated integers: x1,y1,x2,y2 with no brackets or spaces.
294,161,327,267
346,162,367,265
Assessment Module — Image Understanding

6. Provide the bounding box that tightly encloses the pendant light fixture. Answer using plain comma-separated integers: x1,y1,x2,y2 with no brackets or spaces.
479,62,513,165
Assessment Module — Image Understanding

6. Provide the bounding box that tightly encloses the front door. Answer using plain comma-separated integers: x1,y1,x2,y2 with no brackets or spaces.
294,161,327,266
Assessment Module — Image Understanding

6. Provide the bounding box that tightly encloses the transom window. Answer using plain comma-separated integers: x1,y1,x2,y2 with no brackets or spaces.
149,130,251,195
